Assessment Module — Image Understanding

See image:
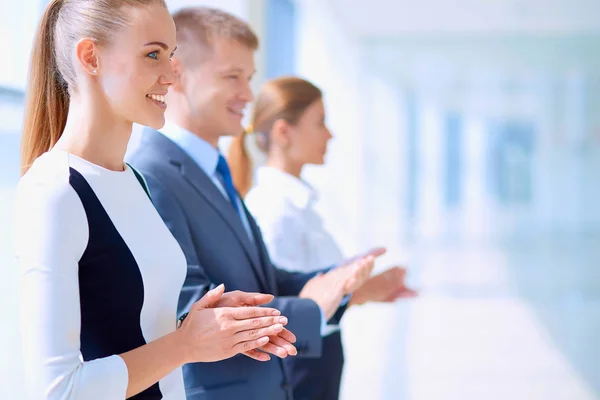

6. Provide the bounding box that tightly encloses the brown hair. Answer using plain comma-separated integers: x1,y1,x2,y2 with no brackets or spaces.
228,76,322,197
171,7,258,67
20,0,166,176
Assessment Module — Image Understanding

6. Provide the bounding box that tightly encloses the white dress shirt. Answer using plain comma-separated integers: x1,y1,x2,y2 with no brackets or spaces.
246,167,347,336
246,166,345,273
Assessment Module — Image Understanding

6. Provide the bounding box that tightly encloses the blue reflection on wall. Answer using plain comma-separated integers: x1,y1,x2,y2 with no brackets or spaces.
487,119,535,206
445,112,462,208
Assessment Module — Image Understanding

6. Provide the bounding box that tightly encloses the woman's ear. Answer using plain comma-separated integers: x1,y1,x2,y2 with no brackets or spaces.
271,119,291,150
76,38,100,76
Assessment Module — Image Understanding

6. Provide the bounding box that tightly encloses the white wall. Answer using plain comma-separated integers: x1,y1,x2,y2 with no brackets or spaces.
293,4,415,398
293,0,366,256
0,1,42,91
359,73,409,248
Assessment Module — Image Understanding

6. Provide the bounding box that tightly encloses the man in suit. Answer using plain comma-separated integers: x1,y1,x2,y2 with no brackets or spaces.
127,6,381,400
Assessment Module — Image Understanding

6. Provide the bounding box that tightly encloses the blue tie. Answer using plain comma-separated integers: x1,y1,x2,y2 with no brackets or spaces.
216,154,240,215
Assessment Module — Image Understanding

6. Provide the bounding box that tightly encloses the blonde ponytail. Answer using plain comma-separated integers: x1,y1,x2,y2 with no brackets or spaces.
21,0,69,176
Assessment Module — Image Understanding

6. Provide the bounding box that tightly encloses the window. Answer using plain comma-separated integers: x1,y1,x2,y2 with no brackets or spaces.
265,0,296,78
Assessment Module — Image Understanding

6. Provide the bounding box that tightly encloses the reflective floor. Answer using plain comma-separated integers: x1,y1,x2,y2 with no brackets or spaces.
3,215,598,399
340,237,600,400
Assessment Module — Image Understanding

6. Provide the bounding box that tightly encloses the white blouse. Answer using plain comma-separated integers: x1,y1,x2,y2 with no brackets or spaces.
14,150,187,399
245,167,344,273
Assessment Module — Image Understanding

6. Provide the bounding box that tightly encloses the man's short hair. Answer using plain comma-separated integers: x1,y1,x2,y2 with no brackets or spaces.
172,7,259,64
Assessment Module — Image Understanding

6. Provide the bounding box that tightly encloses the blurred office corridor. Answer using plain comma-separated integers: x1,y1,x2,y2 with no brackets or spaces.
340,236,600,400
1,0,599,399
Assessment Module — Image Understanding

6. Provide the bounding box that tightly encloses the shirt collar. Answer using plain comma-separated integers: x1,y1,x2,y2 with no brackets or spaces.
254,166,317,209
159,121,219,177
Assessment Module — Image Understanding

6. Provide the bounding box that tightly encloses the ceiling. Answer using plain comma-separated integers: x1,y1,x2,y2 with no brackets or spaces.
327,0,600,37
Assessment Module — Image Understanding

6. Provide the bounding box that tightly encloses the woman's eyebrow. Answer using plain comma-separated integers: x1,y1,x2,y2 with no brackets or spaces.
144,41,169,50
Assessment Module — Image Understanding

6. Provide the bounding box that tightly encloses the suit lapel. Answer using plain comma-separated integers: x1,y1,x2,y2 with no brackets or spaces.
241,202,279,293
146,129,269,291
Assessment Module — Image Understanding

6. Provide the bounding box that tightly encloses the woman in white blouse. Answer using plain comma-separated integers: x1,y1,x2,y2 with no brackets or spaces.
228,76,417,400
15,2,293,398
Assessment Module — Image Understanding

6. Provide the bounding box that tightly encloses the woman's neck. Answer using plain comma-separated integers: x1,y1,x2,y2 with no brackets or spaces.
266,156,304,179
54,94,132,171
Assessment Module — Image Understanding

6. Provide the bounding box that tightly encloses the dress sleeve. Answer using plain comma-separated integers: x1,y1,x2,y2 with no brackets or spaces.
15,176,129,399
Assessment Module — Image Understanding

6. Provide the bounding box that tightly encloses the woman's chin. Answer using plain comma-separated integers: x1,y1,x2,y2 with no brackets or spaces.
140,115,166,130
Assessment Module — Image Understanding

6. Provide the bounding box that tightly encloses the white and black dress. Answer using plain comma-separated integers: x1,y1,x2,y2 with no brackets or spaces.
15,150,187,399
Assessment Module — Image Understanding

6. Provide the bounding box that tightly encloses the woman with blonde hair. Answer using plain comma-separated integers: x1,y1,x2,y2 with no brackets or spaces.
228,76,417,400
16,1,292,398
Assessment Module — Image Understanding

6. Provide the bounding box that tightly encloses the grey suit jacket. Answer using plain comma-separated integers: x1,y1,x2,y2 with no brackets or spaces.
128,128,344,400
